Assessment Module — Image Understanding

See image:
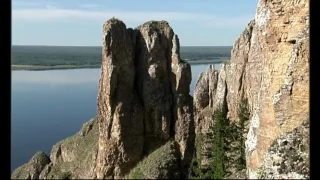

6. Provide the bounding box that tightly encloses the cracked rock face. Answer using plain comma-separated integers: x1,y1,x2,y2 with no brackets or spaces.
243,1,309,178
193,0,309,178
95,18,194,179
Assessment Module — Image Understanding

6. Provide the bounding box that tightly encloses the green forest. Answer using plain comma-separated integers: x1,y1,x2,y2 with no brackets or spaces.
11,45,232,70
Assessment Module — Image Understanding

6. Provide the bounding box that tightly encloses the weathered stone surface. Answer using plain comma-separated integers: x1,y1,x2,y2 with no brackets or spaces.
243,1,309,178
255,120,309,179
11,18,194,180
193,65,218,113
95,18,194,179
11,152,50,179
95,18,144,179
193,0,309,178
170,36,195,176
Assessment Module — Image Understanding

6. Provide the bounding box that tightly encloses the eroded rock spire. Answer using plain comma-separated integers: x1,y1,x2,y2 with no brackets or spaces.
95,18,194,179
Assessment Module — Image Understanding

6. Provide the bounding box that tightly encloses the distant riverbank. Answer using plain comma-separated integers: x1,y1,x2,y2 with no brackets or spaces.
11,59,228,71
11,45,231,71
11,64,101,71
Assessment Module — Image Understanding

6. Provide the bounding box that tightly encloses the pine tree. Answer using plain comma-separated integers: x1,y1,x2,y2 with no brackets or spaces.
236,98,250,170
210,105,228,179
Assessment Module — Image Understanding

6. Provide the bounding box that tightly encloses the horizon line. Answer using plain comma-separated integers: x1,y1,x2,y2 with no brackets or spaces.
12,45,233,47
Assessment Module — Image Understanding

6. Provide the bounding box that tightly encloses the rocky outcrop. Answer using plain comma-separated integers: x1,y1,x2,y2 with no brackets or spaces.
95,18,194,179
194,65,219,113
11,152,50,179
193,0,309,178
11,118,99,179
11,19,194,180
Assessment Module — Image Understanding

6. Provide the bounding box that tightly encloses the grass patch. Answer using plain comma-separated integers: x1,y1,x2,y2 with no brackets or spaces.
45,118,99,179
127,140,181,179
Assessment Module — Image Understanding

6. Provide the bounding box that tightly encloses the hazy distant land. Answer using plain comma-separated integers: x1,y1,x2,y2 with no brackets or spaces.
11,45,232,70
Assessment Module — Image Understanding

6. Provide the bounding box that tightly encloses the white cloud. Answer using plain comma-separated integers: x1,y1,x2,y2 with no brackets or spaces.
12,7,253,28
12,0,58,8
79,4,102,9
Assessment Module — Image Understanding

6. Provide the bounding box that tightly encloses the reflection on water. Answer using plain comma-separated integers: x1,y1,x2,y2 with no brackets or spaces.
11,63,221,172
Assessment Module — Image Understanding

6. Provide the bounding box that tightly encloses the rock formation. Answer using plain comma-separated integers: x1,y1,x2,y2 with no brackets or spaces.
193,0,309,178
11,0,309,179
95,19,194,179
11,19,194,180
11,152,50,179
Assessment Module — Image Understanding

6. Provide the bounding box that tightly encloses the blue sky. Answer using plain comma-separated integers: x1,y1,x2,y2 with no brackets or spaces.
12,0,259,46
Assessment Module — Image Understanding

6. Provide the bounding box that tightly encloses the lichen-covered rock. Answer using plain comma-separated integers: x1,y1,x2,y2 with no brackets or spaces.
95,18,194,179
11,151,50,179
254,120,309,179
127,140,181,179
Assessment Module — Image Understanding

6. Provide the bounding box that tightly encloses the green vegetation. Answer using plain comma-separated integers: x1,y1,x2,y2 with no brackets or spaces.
11,64,101,71
236,98,250,170
188,105,229,179
211,105,228,179
127,140,181,179
11,45,102,66
11,45,231,70
180,46,231,61
45,118,99,179
60,171,72,180
189,98,250,179
189,134,208,179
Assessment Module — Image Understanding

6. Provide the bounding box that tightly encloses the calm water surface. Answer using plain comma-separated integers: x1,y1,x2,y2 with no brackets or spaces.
11,63,221,172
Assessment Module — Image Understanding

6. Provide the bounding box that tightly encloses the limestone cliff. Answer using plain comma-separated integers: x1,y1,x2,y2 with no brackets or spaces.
193,0,309,178
95,19,194,179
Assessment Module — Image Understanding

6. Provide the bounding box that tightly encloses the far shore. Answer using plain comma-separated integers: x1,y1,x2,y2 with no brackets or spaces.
11,64,101,71
11,59,228,71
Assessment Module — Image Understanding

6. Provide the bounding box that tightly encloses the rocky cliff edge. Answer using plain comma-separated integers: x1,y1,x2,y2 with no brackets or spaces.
193,0,309,178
